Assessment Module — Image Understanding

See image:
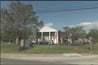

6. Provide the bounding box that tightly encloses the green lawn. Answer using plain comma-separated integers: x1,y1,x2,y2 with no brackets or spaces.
1,43,98,54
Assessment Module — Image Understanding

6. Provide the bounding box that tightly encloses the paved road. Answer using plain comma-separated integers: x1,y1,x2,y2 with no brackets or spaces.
1,53,98,65
1,56,98,65
1,58,75,65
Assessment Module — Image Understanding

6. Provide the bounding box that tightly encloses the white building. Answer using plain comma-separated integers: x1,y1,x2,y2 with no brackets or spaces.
38,25,62,44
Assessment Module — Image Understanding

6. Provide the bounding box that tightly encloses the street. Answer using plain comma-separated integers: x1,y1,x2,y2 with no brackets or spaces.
1,58,74,65
1,54,98,65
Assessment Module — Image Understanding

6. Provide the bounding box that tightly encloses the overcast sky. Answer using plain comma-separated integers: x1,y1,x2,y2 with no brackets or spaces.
1,1,98,31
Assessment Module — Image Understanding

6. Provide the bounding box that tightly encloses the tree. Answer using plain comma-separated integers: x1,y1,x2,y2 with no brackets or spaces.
1,1,43,43
87,29,98,43
71,26,86,41
63,26,86,44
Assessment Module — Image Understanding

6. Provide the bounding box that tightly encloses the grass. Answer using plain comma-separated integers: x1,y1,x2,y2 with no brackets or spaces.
1,44,20,53
1,43,98,54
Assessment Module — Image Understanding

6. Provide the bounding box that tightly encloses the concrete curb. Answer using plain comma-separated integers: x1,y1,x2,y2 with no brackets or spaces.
62,53,82,57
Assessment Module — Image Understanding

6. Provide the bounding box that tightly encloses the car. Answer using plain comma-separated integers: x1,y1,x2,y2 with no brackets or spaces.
39,40,54,45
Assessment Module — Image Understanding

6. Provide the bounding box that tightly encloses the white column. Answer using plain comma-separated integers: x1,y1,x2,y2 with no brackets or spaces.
41,32,43,40
49,32,51,40
55,31,58,44
57,31,59,43
54,32,56,44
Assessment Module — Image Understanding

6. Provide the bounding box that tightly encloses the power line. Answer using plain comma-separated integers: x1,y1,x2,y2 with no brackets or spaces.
36,6,98,13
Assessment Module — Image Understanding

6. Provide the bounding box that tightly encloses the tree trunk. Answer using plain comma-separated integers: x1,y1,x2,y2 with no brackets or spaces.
16,37,19,45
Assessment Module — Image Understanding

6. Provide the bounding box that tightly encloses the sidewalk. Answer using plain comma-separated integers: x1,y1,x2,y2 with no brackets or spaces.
2,53,97,57
1,53,64,57
1,53,68,61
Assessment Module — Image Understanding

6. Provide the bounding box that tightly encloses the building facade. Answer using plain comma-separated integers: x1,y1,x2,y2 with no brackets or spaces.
37,25,62,44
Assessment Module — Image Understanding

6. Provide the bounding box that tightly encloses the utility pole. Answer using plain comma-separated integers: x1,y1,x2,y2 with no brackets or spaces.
68,33,72,45
89,36,93,54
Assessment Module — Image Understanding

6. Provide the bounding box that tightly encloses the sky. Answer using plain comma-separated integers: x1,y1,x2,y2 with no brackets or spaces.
1,1,98,31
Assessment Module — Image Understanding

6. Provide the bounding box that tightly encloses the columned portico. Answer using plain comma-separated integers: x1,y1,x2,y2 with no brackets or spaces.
38,25,59,44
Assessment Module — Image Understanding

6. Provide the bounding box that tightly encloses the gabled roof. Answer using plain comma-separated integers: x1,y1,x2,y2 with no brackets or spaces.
39,25,58,32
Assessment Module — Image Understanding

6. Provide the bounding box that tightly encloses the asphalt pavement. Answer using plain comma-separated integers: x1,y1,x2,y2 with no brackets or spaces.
1,53,98,65
1,58,75,65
